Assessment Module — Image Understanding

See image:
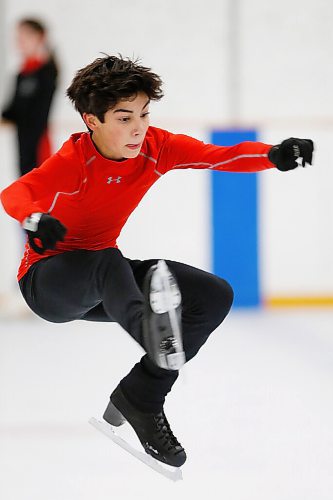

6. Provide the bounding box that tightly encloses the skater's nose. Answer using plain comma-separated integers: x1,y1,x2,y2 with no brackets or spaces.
132,126,142,137
131,117,147,137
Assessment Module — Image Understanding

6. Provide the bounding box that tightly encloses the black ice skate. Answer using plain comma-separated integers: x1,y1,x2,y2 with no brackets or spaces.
102,385,187,468
143,260,185,371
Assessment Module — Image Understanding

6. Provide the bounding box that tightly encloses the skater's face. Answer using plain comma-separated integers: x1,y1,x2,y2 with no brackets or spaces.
84,92,150,161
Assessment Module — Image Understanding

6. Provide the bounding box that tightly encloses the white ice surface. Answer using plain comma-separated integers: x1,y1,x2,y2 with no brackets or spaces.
0,309,333,500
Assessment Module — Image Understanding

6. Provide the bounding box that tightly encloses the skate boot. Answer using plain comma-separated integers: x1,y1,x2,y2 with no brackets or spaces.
143,260,185,371
103,385,187,467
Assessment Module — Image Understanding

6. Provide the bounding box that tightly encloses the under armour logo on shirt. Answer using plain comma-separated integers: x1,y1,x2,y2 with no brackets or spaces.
107,176,122,184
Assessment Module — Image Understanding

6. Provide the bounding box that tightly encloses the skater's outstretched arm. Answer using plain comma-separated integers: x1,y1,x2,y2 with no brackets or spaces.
158,133,314,174
0,151,83,223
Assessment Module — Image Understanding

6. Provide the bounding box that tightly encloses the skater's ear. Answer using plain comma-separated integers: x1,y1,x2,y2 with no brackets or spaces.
83,112,100,131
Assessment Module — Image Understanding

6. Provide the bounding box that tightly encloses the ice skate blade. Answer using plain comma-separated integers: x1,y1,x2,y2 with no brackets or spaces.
89,417,183,482
150,260,181,314
160,351,186,370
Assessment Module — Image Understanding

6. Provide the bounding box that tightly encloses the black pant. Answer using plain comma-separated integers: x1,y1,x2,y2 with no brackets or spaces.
19,248,233,412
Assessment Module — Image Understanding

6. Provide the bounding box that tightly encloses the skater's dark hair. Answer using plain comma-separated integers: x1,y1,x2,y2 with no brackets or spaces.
67,54,163,122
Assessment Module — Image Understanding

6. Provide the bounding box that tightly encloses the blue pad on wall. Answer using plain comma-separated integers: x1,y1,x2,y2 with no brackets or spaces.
211,130,260,307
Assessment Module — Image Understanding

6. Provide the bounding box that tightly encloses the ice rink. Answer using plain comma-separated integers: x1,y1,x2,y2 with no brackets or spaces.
1,0,332,498
1,307,332,500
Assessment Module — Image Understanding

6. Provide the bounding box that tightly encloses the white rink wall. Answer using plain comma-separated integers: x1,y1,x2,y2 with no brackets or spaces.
260,125,333,298
1,0,333,300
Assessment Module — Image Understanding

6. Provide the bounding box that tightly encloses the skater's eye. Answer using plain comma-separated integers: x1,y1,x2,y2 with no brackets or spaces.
118,112,149,123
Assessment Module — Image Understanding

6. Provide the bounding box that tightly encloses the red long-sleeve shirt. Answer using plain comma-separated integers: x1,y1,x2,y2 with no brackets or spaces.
0,126,274,280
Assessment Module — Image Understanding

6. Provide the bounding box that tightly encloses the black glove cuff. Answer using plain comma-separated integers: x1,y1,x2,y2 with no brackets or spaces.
268,145,279,166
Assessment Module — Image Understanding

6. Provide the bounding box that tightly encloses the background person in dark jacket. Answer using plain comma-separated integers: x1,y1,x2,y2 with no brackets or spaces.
1,18,58,176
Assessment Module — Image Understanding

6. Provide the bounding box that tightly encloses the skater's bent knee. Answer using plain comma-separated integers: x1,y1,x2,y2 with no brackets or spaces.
218,278,234,309
205,277,234,325
210,276,234,308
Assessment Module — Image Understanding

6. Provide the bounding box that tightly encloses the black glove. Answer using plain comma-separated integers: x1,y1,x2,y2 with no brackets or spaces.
268,138,314,171
22,213,67,254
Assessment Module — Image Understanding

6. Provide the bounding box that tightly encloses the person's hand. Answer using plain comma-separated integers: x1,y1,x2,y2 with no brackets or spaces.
22,213,67,254
268,138,314,171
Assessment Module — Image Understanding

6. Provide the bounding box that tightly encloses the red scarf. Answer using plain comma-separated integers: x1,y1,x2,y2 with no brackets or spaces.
21,57,45,75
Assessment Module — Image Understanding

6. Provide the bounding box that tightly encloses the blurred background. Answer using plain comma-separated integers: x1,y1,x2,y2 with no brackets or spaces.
0,1,332,499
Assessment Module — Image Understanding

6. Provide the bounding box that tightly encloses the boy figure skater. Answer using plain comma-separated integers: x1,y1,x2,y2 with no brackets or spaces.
0,55,313,468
